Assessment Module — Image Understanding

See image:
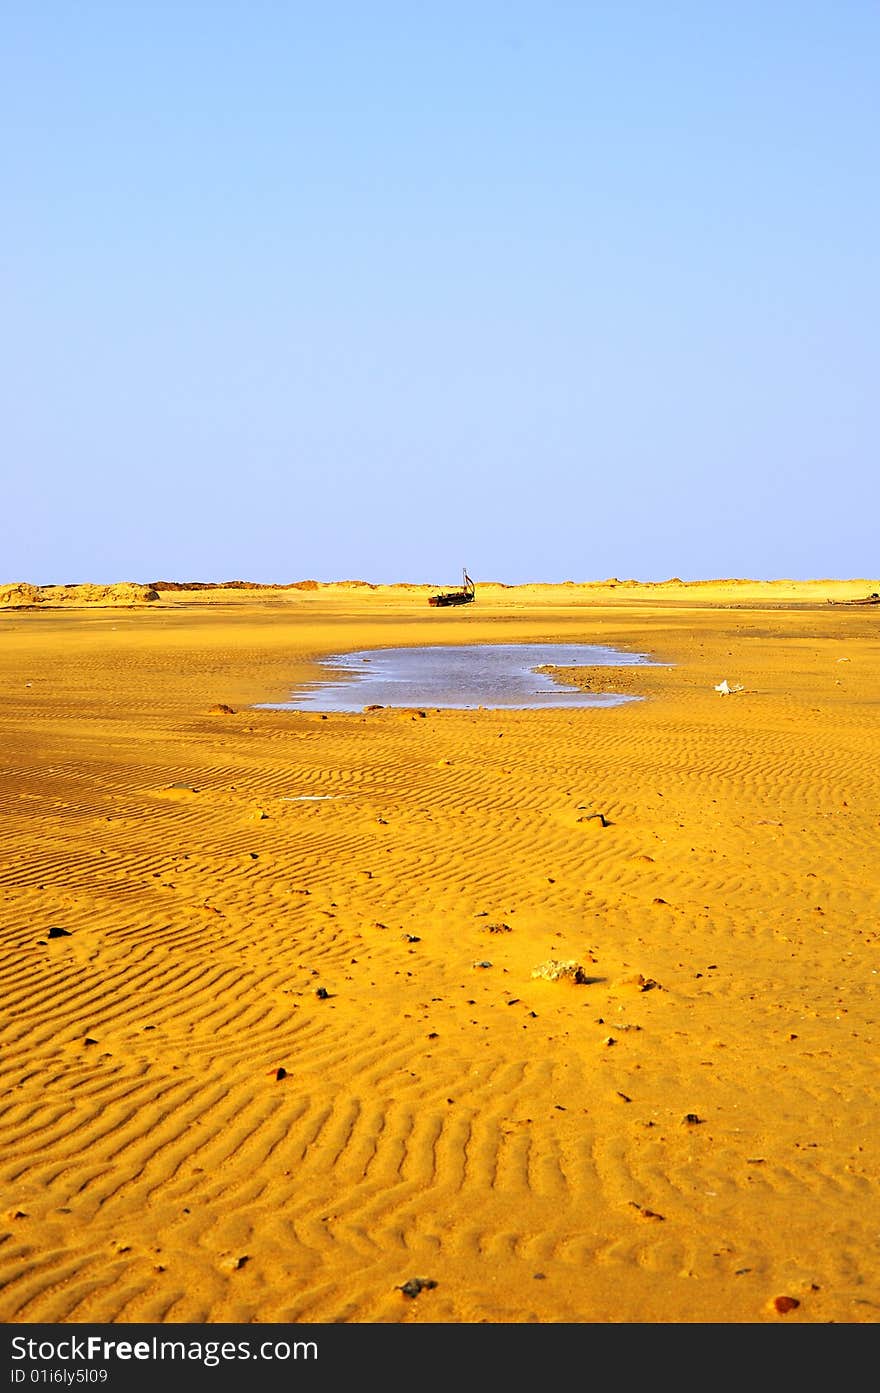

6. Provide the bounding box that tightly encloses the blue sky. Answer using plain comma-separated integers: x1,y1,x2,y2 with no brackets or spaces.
3,3,878,585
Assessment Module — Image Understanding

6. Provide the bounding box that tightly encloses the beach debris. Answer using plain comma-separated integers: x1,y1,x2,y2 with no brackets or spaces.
485,922,512,933
578,811,610,827
402,933,421,942
531,959,591,984
682,1113,704,1126
772,1295,800,1314
315,987,330,999
47,926,72,939
209,703,235,715
629,1201,665,1221
473,960,493,969
714,680,744,695
397,1276,437,1299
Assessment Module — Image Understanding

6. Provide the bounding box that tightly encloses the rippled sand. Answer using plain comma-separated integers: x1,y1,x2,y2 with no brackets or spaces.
1,578,878,1324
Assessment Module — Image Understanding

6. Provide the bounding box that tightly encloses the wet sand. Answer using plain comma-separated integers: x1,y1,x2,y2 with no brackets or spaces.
1,578,878,1324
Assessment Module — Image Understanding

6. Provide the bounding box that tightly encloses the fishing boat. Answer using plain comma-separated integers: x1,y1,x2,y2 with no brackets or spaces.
428,569,475,608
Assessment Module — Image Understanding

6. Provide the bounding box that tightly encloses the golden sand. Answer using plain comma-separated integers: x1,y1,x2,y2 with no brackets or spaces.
1,578,878,1324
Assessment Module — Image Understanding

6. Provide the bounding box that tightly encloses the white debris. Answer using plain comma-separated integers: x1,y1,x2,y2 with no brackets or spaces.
714,680,744,695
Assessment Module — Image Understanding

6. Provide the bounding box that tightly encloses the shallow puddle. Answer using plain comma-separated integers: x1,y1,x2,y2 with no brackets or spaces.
258,642,657,712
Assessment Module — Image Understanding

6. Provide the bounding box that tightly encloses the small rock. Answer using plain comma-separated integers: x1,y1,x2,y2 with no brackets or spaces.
275,1067,288,1080
683,1113,703,1125
616,973,659,992
397,1277,437,1299
219,1254,249,1273
47,926,72,939
772,1295,800,1314
315,987,330,999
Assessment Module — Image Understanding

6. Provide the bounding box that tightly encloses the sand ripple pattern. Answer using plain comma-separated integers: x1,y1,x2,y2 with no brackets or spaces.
2,604,879,1323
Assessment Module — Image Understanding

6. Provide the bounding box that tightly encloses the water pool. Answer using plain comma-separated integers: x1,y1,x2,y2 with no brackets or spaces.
258,642,658,713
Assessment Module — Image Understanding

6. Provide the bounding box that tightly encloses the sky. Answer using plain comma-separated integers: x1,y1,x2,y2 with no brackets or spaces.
3,2,878,586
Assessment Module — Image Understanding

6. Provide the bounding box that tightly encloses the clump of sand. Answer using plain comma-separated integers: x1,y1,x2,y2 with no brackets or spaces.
531,958,592,983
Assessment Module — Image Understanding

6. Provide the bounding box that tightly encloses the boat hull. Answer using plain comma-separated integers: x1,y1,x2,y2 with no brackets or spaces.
428,592,475,608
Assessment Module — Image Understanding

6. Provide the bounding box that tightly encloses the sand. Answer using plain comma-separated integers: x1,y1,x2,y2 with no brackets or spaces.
1,577,878,1325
